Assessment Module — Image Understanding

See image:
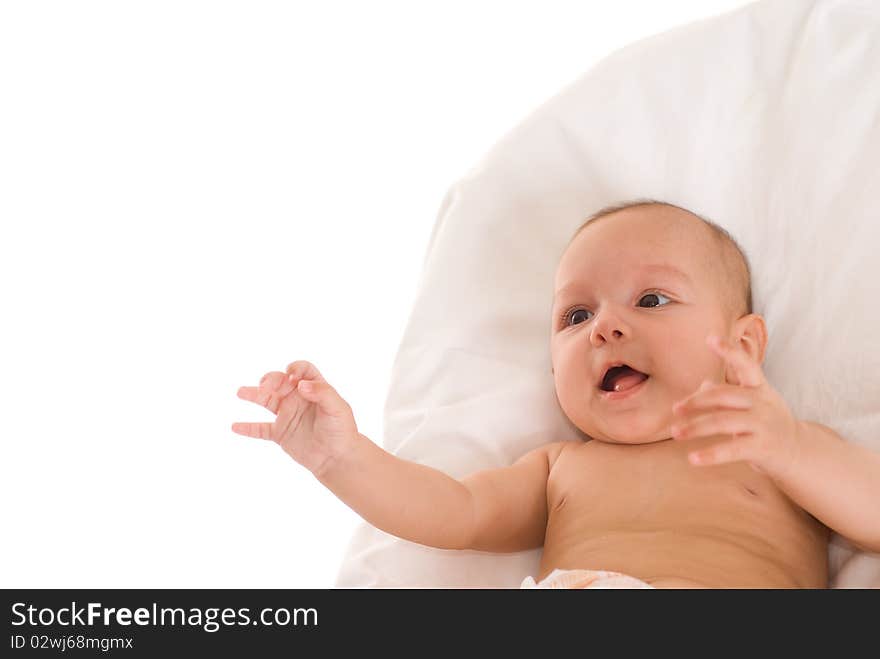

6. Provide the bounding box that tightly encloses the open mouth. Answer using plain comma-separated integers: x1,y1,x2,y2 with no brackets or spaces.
600,364,650,393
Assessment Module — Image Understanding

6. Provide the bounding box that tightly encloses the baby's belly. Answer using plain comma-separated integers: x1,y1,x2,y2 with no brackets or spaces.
540,526,824,588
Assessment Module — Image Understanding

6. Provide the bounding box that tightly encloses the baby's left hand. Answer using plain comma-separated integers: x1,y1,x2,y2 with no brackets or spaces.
671,335,802,478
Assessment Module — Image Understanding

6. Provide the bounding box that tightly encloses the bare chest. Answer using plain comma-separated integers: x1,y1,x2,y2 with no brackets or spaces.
546,438,794,531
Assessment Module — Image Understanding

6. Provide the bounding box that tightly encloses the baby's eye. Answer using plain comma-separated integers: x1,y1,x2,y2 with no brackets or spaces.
561,308,593,327
638,292,671,308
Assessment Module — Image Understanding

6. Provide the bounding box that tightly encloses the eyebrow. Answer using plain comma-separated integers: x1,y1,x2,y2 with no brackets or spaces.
554,263,692,298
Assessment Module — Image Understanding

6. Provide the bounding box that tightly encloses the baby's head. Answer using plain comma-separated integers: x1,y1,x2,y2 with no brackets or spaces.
550,200,766,445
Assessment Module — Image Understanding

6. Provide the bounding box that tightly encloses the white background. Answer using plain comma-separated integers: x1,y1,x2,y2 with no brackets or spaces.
0,0,752,587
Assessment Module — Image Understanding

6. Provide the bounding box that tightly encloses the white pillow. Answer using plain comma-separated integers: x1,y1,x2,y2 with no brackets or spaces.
335,0,880,588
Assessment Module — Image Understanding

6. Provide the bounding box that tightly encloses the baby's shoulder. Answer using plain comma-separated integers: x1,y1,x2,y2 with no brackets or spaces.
543,438,590,471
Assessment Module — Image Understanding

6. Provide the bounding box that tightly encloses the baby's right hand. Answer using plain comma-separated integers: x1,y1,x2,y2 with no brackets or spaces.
232,361,359,477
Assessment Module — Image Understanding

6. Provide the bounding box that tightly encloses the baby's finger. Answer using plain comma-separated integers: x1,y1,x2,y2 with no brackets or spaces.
671,410,753,441
230,421,275,441
672,383,753,417
237,385,284,414
285,360,327,384
706,335,764,388
687,436,752,467
253,370,298,405
259,371,292,391
237,386,260,402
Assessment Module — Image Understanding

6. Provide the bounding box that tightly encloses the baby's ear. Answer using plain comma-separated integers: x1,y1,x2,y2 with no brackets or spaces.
732,313,768,365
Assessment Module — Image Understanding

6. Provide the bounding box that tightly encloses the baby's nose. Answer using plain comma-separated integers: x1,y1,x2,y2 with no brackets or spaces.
589,314,627,345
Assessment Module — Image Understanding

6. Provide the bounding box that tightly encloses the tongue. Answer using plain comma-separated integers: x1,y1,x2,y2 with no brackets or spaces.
609,371,648,392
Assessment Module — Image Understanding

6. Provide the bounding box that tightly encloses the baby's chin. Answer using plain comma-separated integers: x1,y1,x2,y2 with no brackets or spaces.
579,421,671,445
588,433,669,445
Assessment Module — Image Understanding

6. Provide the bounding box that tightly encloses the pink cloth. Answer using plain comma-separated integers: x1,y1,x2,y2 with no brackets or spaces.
521,568,654,589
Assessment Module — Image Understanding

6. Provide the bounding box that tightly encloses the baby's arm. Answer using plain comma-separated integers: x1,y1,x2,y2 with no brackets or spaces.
768,421,880,553
233,360,556,552
322,435,559,552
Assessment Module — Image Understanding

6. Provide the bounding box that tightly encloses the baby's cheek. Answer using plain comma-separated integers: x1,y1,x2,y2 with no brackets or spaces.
668,341,716,386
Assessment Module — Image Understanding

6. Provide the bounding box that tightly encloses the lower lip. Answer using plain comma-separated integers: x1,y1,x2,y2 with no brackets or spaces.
599,376,649,401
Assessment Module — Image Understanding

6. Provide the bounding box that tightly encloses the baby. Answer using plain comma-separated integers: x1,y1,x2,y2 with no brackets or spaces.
233,201,880,588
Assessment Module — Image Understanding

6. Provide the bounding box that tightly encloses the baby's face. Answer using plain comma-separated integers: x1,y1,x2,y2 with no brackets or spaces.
550,205,734,445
